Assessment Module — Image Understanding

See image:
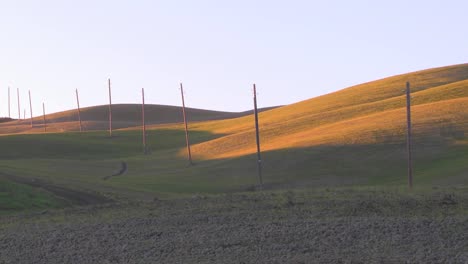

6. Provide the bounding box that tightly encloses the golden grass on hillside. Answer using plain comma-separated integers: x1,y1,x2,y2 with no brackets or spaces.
177,65,468,138
187,97,467,160
1,63,467,164
261,63,468,122
176,64,468,160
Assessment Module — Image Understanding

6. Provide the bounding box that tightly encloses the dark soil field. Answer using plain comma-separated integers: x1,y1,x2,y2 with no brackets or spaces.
1,189,467,263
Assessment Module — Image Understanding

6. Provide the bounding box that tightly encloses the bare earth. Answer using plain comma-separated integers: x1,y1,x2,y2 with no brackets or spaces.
1,190,467,263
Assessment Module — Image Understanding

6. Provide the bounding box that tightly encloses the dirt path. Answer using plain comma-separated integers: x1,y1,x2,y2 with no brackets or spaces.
0,172,113,205
103,161,127,180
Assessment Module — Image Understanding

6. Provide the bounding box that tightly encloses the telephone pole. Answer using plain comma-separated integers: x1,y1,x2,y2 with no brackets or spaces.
43,102,46,132
8,87,11,118
406,81,413,190
17,88,20,120
142,88,147,154
253,84,263,190
108,78,112,137
180,83,193,165
28,90,33,128
76,89,82,132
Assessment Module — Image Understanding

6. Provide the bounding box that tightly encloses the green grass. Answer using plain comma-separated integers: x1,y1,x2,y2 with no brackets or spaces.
0,178,66,214
0,129,221,160
1,135,465,200
0,64,466,212
3,186,467,227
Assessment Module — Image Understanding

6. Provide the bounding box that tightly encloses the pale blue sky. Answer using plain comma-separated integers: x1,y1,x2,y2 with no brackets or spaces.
0,0,467,117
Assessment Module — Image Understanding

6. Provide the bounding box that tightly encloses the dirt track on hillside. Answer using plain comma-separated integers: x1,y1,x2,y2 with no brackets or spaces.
1,191,467,263
103,161,128,180
0,173,112,205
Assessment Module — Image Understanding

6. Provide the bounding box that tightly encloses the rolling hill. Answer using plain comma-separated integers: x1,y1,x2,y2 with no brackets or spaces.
186,64,468,159
0,63,467,209
0,104,278,134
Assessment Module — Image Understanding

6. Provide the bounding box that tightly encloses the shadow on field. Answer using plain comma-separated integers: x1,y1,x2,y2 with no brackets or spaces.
0,172,112,206
0,129,224,160
0,129,466,196
186,135,467,192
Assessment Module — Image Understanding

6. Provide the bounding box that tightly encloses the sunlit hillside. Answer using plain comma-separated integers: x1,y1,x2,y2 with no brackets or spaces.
0,64,466,201
174,64,468,159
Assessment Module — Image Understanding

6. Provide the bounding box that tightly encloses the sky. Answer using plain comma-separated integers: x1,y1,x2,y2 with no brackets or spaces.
0,0,467,117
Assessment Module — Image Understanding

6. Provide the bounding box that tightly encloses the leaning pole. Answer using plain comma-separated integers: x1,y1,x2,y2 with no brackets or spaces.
108,78,112,137
142,88,147,154
42,102,46,132
76,89,83,132
17,88,20,120
180,83,193,165
406,81,413,190
8,86,11,118
253,84,263,190
28,90,33,128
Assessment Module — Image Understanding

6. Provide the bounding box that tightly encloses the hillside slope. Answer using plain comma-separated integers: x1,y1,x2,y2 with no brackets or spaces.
0,104,278,134
0,64,466,199
183,64,468,158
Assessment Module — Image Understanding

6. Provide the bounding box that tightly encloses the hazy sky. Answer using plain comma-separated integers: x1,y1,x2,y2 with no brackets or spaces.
0,0,467,117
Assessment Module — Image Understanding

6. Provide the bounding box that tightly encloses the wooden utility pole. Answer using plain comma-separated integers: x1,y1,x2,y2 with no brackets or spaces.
253,84,263,189
406,81,413,190
43,102,46,132
8,86,10,118
17,88,20,120
142,88,147,154
76,89,82,132
180,83,193,165
108,78,112,137
28,90,33,128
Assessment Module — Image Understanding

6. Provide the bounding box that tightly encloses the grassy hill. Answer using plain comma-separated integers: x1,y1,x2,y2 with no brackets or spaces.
0,104,278,134
0,63,467,212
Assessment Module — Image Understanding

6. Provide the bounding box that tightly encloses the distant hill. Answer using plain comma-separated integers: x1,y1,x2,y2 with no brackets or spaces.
0,118,13,123
0,104,280,134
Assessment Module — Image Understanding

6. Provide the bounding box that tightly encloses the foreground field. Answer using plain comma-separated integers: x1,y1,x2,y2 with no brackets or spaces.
1,188,467,263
